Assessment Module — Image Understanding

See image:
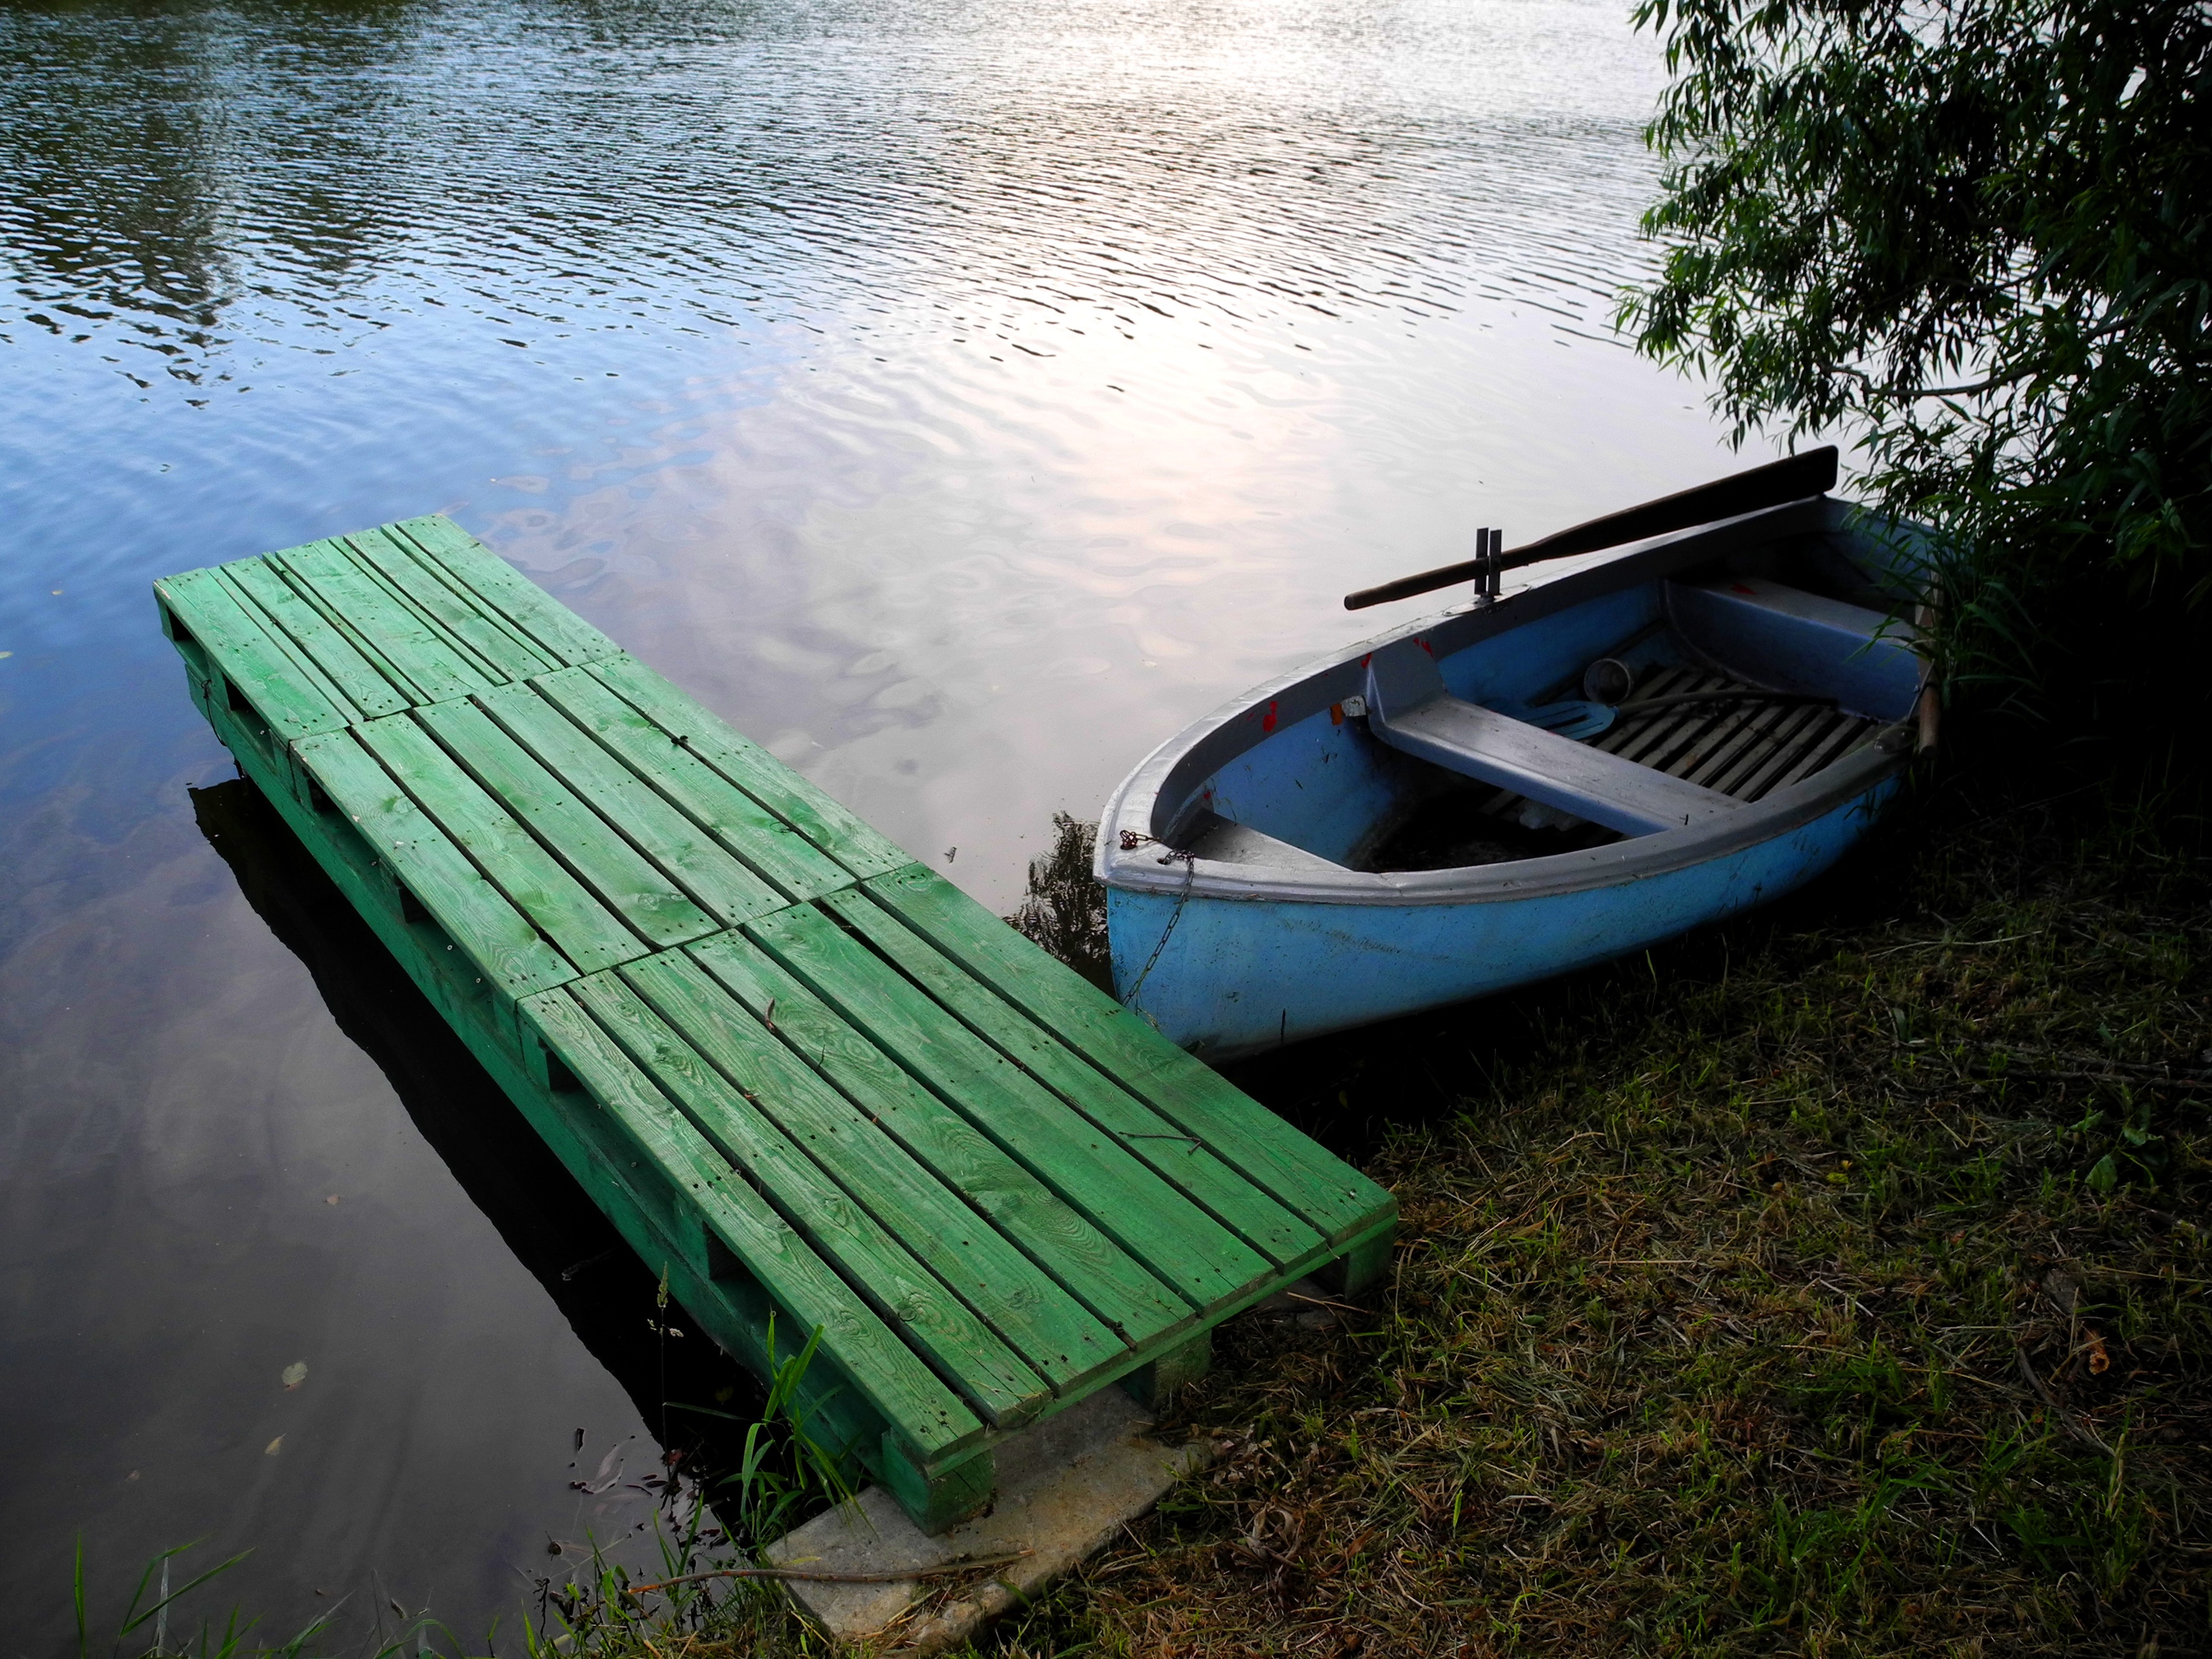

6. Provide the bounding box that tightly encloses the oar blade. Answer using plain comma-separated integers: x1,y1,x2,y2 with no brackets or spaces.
1343,447,1838,611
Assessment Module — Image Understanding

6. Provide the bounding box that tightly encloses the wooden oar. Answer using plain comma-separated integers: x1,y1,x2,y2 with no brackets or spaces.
1342,446,1839,611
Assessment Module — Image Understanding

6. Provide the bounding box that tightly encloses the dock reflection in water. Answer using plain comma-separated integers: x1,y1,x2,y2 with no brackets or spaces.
190,777,771,1438
190,779,770,1589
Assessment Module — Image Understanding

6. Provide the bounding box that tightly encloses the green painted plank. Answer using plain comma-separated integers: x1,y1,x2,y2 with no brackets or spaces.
267,540,494,705
744,904,1271,1313
199,565,369,727
354,711,645,976
317,534,517,690
523,985,982,1460
622,949,1128,1389
476,680,789,928
241,541,430,707
532,666,856,904
218,559,410,720
412,699,719,950
824,886,1322,1268
685,937,1195,1346
341,526,560,685
390,514,624,669
684,933,1192,1350
588,654,910,881
867,865,1397,1245
460,976,893,1471
291,729,575,999
571,969,1052,1428
419,697,724,944
213,700,539,1068
225,761,893,1471
153,568,350,741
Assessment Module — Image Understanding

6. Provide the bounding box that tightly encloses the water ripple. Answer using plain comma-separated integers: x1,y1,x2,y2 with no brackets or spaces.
1,0,1671,397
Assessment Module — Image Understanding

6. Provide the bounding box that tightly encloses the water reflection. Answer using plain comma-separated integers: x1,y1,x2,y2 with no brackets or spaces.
0,0,1753,1644
3,0,1673,406
0,9,230,385
190,778,766,1461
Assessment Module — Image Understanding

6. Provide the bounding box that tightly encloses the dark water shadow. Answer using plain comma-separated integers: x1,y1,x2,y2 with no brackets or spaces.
187,777,770,1480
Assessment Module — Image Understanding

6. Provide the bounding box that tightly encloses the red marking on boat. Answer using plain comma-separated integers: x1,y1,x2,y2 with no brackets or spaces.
1329,703,1345,726
1261,700,1279,733
1732,582,1758,595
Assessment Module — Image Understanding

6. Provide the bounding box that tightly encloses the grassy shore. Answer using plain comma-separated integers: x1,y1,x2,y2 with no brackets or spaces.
965,754,2210,1656
97,751,2208,1658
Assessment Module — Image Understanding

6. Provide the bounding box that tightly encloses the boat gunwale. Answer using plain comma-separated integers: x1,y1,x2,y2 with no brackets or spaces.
1096,496,1918,909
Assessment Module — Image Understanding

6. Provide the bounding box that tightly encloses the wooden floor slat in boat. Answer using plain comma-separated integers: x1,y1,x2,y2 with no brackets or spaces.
1476,665,1879,830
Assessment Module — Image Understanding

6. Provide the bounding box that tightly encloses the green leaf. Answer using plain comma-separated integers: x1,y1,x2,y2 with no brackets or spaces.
1623,0,2212,710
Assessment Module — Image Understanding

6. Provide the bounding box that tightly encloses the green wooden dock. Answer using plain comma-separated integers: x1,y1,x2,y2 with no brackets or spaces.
155,516,1396,1529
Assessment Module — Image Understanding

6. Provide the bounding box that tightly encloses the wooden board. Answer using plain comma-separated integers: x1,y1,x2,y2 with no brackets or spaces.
1375,690,1741,835
158,513,1397,1532
859,865,1394,1244
682,932,1196,1345
531,665,861,904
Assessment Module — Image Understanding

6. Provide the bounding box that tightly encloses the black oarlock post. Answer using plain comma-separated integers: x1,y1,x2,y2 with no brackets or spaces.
1345,445,1840,611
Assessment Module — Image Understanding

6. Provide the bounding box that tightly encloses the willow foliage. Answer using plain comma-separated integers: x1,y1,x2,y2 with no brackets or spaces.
1624,0,2211,709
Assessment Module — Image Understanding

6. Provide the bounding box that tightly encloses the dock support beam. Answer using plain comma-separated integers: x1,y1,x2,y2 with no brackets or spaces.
1315,1228,1394,1297
1119,1327,1211,1408
879,1440,996,1535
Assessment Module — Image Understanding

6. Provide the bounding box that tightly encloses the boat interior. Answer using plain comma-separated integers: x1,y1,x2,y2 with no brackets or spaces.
1167,517,1926,877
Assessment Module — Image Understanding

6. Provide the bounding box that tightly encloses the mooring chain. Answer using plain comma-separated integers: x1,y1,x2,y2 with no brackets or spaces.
1119,830,1197,1008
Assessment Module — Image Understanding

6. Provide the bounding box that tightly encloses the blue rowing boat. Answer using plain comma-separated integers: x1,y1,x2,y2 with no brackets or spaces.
1096,466,1931,1058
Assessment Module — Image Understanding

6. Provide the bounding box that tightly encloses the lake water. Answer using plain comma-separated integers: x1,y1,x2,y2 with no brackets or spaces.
0,0,1751,1646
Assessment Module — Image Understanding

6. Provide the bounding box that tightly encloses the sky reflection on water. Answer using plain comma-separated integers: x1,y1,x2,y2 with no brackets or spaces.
0,0,1752,1643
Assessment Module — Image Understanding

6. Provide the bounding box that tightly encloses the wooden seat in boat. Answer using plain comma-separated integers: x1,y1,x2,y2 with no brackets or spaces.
1362,644,1742,837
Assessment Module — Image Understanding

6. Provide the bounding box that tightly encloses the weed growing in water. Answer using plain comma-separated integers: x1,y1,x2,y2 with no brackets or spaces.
1006,812,1111,992
73,1320,849,1659
497,1316,849,1656
71,1538,421,1659
668,1316,853,1548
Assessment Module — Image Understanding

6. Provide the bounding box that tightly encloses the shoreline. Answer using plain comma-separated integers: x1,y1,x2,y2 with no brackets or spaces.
71,746,2212,1656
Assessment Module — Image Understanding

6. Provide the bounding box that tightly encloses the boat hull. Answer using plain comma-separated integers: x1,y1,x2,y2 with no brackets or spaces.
1110,771,1898,1058
1096,496,1931,1057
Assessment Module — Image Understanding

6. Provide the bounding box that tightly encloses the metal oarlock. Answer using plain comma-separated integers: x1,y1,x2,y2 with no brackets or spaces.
1472,526,1502,608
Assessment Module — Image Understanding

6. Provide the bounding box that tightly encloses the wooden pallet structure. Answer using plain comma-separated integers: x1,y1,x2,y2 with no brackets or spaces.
156,517,1396,1530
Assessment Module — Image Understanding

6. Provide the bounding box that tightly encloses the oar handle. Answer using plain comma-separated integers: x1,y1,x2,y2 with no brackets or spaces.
1343,446,1839,611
